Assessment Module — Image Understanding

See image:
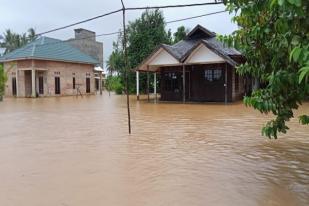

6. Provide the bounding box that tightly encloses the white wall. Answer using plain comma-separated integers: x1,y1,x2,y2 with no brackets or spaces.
185,44,224,64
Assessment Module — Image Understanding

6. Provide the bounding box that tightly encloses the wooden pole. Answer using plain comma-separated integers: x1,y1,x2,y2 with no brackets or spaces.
147,65,150,102
121,0,131,134
182,65,185,103
154,72,157,102
224,63,228,104
136,71,139,100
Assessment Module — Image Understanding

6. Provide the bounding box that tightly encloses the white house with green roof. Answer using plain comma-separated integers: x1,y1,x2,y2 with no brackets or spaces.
0,35,100,97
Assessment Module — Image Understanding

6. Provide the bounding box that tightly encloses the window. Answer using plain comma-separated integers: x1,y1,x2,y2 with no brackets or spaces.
86,77,91,93
39,76,44,94
213,69,222,80
55,77,61,94
205,70,213,81
205,69,222,82
73,77,76,89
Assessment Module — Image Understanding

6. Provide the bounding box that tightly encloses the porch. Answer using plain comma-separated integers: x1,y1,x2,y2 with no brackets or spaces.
15,68,48,98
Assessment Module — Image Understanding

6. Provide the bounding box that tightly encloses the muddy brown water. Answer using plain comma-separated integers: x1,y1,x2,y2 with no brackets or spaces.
0,93,308,206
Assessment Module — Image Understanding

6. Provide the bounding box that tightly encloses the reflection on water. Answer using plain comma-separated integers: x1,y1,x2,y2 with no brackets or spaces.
0,93,308,206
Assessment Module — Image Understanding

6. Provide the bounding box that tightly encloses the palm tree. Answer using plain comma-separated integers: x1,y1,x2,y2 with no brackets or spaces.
2,28,36,54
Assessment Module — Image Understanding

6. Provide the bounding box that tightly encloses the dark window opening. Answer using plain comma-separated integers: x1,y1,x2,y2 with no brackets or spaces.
73,77,76,89
39,76,44,95
86,78,90,93
55,77,61,94
204,69,223,82
12,77,17,96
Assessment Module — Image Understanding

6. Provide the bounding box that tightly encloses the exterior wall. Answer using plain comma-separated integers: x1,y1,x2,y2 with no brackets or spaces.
4,60,95,97
68,29,103,67
159,63,234,102
3,62,19,97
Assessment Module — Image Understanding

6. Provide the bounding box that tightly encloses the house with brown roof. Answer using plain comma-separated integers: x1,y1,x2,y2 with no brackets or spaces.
136,25,249,103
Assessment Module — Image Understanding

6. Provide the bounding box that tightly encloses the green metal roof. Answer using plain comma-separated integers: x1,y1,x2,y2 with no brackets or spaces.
0,36,99,65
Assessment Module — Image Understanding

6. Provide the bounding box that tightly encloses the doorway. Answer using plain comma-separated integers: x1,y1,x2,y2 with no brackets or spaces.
86,78,91,93
12,77,17,96
39,76,44,95
55,77,61,94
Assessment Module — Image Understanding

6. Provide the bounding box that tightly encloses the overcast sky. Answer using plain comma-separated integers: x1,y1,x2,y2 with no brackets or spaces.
0,0,237,67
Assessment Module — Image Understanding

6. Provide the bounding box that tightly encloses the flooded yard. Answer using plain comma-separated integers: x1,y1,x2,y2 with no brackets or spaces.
0,93,308,206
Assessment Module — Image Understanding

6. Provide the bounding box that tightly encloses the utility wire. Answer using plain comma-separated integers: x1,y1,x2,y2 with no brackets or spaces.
125,1,223,11
28,10,226,48
35,9,123,36
35,1,223,36
166,10,227,24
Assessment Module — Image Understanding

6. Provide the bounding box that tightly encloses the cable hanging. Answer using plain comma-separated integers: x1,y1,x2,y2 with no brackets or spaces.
35,1,223,36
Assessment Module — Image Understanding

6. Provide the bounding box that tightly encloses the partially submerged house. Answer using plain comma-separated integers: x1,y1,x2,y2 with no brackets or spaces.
0,29,103,97
136,25,247,103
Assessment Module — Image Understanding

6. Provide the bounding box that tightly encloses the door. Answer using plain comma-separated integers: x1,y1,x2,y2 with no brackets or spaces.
55,77,61,94
86,78,90,93
39,76,44,95
12,77,17,96
95,79,99,91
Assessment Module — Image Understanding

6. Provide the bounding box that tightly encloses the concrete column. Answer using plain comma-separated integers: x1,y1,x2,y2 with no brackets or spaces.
31,69,36,98
136,71,140,100
154,72,157,101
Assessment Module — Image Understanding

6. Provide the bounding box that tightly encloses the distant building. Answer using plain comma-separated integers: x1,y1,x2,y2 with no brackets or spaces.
68,28,103,67
0,31,102,98
136,25,248,103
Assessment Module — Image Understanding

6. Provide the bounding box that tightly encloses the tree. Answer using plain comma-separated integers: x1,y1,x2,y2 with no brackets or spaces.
1,28,36,54
173,26,188,44
107,9,172,94
0,64,7,101
220,0,309,138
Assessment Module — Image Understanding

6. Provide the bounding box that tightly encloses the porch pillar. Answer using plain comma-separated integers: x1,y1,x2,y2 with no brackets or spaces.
182,64,186,103
136,71,140,100
224,63,228,104
99,72,102,95
154,72,157,101
31,69,36,98
147,66,150,102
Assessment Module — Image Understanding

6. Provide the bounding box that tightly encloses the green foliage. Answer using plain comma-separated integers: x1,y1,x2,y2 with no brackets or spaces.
127,9,172,69
173,26,188,44
222,0,309,138
107,9,172,94
1,28,36,54
0,64,7,101
105,75,123,95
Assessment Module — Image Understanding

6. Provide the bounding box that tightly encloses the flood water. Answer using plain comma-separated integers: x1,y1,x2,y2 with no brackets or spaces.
0,93,308,206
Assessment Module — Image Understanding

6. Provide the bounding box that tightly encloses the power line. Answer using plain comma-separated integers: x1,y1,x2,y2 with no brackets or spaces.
125,1,223,11
35,1,223,36
35,9,123,36
166,10,227,24
30,9,227,48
